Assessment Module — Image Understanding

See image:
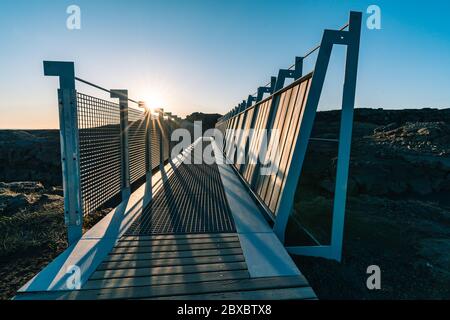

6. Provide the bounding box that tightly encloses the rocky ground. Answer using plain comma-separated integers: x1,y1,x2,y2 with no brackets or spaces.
287,108,450,299
0,181,109,299
0,130,61,187
0,108,449,300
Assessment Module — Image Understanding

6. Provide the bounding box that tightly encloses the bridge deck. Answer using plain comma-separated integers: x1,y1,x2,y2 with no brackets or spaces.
15,138,315,300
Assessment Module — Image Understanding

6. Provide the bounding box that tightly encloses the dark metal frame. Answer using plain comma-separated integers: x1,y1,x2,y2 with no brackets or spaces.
216,12,362,261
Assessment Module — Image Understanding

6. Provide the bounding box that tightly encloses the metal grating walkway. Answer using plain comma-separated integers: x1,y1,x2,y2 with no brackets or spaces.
125,142,236,235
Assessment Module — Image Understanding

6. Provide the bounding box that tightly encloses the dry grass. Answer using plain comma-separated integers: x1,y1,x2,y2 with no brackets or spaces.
0,188,111,300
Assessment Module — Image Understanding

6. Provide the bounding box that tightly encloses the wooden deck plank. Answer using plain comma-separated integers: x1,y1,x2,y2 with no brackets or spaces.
83,270,250,290
148,286,317,300
98,254,246,271
14,276,310,300
103,248,243,262
90,262,248,280
114,236,239,248
110,241,242,255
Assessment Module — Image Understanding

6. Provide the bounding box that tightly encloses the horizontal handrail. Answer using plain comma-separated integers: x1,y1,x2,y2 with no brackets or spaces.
290,23,349,65
220,72,313,121
75,77,142,107
242,22,350,108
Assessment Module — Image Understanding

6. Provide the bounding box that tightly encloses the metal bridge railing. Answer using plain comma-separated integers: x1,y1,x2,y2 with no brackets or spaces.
128,106,148,185
215,11,362,262
44,61,181,244
77,92,122,218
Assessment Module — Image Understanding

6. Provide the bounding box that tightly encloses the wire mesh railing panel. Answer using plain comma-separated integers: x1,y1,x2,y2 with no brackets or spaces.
150,119,161,170
161,121,170,162
128,107,147,185
77,93,122,216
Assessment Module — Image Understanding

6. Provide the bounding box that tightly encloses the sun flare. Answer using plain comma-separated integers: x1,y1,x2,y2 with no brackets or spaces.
142,93,166,111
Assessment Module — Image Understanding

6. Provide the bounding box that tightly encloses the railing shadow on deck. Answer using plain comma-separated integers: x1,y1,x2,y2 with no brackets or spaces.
92,139,225,290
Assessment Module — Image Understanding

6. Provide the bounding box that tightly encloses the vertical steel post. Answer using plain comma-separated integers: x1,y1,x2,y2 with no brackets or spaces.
293,56,304,80
165,112,173,159
43,61,83,245
273,36,333,243
256,77,276,102
330,11,362,261
141,102,153,201
111,90,131,198
156,108,164,167
246,95,256,108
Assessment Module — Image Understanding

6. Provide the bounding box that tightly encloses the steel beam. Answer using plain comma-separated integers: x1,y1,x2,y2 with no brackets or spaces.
329,11,362,261
273,11,362,262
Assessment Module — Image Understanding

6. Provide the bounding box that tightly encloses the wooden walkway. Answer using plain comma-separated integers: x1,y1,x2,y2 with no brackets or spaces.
16,233,314,300
15,139,316,300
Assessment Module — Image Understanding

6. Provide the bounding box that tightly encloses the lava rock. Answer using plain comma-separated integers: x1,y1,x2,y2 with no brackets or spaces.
0,193,33,215
40,194,63,202
0,181,44,193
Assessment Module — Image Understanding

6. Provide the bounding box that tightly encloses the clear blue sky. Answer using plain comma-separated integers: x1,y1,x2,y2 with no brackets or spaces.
0,0,449,129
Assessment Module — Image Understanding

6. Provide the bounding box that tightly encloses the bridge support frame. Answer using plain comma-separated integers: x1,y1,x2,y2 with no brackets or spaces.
273,11,362,262
43,61,83,245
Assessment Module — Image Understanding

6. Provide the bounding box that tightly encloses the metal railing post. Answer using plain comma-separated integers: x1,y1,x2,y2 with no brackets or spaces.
43,61,83,245
165,112,173,158
293,56,304,80
111,90,131,198
140,102,153,201
329,11,362,261
256,77,276,103
155,108,164,167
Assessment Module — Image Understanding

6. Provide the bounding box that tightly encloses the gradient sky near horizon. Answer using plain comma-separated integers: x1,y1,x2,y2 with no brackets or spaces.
0,0,450,129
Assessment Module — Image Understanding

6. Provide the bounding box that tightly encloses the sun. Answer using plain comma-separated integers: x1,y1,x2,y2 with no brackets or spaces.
142,93,166,112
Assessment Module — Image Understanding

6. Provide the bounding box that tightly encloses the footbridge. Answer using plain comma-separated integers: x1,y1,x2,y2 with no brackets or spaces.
15,11,361,300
